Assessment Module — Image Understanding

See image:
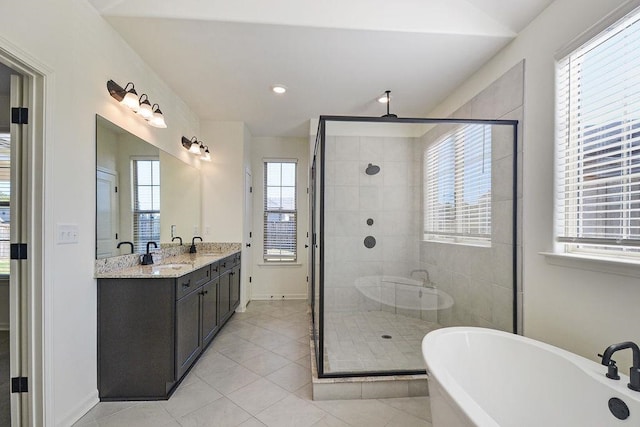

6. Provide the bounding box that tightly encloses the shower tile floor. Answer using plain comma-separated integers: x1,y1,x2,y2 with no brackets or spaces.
323,311,441,373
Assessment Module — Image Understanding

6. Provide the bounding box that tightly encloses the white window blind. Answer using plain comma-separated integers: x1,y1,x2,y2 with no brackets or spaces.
424,124,492,244
264,161,297,261
132,158,160,253
556,7,640,254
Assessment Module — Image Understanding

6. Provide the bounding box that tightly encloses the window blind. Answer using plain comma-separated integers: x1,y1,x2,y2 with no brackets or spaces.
424,124,492,243
556,7,640,252
264,161,297,261
132,158,160,253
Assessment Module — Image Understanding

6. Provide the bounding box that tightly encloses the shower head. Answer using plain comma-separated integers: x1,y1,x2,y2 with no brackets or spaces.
365,163,380,175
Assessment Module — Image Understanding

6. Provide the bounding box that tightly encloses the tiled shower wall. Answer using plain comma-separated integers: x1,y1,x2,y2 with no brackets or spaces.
419,61,524,332
323,135,420,313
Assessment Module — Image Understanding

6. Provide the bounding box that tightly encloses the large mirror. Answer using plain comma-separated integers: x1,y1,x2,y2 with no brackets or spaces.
96,115,201,259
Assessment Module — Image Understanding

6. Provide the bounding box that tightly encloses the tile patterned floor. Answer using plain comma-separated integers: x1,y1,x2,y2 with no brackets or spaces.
74,300,432,427
324,311,440,373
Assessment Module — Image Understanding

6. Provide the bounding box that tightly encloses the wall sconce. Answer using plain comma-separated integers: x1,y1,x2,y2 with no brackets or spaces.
107,79,167,128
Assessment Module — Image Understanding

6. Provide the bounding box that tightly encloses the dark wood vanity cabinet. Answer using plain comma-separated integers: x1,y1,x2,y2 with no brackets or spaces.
218,253,242,325
98,253,240,401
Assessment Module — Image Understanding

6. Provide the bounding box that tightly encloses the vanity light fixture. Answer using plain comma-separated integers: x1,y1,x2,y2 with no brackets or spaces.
106,79,167,128
201,146,211,162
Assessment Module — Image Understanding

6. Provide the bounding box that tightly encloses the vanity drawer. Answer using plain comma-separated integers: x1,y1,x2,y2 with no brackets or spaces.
219,256,233,273
176,274,196,300
210,261,220,277
192,265,211,287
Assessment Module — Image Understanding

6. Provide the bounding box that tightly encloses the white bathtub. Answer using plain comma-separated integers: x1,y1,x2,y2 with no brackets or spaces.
422,327,640,426
354,275,454,311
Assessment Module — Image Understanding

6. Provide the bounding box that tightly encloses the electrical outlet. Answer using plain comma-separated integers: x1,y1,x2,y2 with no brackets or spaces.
193,226,199,235
205,226,211,235
171,225,176,238
57,223,79,244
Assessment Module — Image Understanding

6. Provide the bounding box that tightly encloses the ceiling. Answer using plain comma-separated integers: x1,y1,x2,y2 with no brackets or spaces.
90,0,553,137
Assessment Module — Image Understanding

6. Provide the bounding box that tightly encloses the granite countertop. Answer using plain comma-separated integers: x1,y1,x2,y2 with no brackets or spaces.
95,243,241,279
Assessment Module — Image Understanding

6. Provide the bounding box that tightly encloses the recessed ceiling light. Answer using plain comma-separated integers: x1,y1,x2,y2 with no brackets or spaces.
271,84,287,94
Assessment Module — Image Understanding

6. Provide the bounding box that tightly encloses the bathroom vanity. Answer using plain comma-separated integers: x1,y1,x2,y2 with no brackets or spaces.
96,249,241,400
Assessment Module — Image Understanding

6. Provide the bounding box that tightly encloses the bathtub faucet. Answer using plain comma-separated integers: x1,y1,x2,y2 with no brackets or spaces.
599,341,640,392
410,269,432,287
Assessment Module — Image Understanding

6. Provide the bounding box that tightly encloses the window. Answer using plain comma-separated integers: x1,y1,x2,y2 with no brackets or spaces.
264,161,297,262
556,7,640,257
132,158,160,253
424,124,492,245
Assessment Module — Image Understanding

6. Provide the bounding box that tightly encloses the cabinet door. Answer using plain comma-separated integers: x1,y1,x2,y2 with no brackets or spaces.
230,265,241,310
218,271,231,323
176,289,202,379
201,278,218,346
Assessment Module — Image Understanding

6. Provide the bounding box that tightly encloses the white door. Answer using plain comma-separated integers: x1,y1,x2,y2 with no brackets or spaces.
242,168,253,307
96,167,119,258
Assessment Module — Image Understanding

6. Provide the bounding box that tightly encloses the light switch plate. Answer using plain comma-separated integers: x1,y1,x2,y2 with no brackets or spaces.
57,223,79,244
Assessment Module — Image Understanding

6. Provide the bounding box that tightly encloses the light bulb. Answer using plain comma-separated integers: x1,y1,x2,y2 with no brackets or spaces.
189,141,201,154
137,95,153,120
149,105,167,128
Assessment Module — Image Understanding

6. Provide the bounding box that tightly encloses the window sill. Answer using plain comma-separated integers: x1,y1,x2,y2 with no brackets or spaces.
258,262,303,267
422,239,491,249
541,251,640,278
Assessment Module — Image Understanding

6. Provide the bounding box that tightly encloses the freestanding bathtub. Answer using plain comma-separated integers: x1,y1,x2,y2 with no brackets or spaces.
354,275,454,312
422,327,640,426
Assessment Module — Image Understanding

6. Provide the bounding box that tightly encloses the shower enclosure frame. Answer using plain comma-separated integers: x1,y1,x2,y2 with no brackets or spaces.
311,115,519,379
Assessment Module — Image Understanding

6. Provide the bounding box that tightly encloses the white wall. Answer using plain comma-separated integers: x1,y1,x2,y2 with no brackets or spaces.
0,0,200,425
251,137,309,299
200,121,247,242
428,0,640,368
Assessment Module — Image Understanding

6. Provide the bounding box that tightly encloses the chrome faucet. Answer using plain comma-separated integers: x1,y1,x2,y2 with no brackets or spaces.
141,241,157,265
599,341,640,391
190,236,202,254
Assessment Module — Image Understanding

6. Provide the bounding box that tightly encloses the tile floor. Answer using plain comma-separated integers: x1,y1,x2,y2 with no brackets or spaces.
323,311,440,373
74,300,432,427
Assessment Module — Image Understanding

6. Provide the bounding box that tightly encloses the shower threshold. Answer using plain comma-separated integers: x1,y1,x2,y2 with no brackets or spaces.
308,312,430,400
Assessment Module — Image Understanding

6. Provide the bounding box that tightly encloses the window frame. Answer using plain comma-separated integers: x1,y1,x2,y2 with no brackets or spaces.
423,124,492,247
131,156,160,254
263,159,298,262
555,4,640,260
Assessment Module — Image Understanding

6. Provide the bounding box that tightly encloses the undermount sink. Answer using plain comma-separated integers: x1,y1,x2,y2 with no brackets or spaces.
151,263,191,272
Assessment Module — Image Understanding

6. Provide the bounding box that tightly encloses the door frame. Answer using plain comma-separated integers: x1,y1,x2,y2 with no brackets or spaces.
241,167,253,309
0,37,48,426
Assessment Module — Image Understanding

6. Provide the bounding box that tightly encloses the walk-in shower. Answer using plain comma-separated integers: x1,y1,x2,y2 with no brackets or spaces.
310,115,518,378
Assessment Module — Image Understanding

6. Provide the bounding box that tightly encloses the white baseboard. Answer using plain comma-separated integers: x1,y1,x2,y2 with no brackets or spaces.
57,389,99,427
250,293,307,300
